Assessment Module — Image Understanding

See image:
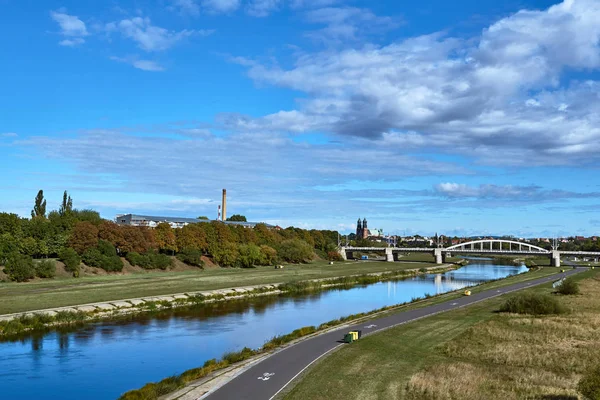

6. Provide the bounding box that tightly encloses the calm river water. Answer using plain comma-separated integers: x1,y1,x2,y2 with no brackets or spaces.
0,262,526,400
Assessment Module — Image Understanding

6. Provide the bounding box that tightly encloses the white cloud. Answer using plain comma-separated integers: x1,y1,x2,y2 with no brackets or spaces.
230,0,600,166
50,10,88,46
433,182,600,201
246,0,282,17
110,56,166,72
203,0,241,14
112,17,211,52
1,132,18,138
304,7,399,43
171,0,201,16
59,38,85,47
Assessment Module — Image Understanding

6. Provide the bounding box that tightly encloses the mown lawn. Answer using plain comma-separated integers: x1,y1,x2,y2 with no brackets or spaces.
283,268,597,400
0,260,434,314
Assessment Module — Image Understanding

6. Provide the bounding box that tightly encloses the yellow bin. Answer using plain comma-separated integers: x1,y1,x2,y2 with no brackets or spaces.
464,290,471,296
350,331,359,341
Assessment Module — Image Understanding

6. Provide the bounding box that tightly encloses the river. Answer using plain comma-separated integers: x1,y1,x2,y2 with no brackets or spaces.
0,261,526,399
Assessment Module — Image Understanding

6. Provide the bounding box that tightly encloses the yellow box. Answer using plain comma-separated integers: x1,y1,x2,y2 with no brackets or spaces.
350,331,359,341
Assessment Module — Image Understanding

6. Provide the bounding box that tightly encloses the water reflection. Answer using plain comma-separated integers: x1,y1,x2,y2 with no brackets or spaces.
0,262,526,400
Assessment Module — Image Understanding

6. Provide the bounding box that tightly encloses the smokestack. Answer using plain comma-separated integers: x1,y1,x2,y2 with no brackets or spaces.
222,189,227,221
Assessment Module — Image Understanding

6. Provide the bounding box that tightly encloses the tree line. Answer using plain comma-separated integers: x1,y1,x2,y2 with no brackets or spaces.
0,190,341,282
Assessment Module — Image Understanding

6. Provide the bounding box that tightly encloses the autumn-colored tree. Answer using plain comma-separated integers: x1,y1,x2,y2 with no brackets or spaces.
155,223,177,254
176,224,208,253
69,221,99,254
98,221,124,246
120,226,150,254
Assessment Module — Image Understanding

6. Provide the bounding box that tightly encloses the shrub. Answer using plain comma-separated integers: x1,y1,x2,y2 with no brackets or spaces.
213,242,239,267
498,293,564,315
176,249,204,268
97,240,117,257
278,239,314,263
126,252,150,268
102,255,124,272
148,252,172,270
82,248,103,268
59,247,81,273
3,253,36,282
327,251,344,262
578,364,600,400
35,259,56,278
556,277,580,295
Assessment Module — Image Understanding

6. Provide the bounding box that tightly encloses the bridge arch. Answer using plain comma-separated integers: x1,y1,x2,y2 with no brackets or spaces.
446,239,549,253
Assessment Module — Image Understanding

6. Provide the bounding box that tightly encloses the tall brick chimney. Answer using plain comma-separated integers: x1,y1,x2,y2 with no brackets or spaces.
222,189,227,221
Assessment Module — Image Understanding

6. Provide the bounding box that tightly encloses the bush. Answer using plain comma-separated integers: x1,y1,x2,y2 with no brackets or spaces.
82,248,123,272
176,249,204,268
127,251,172,270
3,253,36,282
35,259,56,278
213,242,239,267
498,293,564,315
97,240,117,257
578,364,600,400
102,255,124,272
556,277,580,295
82,248,103,268
327,251,344,262
59,247,81,273
126,252,150,268
278,239,314,263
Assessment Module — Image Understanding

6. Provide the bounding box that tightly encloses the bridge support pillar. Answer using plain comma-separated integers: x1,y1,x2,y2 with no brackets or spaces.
552,251,561,267
434,248,444,264
339,247,347,261
385,248,394,262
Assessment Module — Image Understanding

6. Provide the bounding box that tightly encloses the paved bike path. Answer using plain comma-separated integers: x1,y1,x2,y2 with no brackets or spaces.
205,268,583,400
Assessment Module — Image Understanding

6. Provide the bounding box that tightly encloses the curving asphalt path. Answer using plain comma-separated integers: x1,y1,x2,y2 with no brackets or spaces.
204,267,585,400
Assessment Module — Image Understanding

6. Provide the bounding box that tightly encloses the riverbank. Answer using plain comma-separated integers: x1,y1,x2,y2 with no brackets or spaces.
283,268,597,400
0,264,459,337
0,260,445,315
119,267,559,400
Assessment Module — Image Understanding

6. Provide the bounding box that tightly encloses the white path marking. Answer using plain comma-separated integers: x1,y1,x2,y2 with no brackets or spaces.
258,373,275,381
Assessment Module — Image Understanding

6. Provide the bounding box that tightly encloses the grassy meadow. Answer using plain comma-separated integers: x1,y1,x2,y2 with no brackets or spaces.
283,269,598,400
0,259,435,315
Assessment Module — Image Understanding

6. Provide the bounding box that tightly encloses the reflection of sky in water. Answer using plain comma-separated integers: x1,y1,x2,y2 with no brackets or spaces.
0,263,526,400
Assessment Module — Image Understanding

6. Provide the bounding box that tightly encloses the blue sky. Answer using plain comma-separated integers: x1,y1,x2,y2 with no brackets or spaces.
1,0,599,237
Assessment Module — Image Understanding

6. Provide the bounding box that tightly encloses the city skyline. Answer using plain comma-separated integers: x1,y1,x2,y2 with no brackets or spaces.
1,0,599,237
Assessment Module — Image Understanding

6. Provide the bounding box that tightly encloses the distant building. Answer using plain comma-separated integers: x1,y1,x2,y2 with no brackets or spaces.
115,214,274,229
356,218,369,239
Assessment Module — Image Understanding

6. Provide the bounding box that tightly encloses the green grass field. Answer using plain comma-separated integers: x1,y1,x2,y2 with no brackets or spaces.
0,260,434,315
283,268,596,400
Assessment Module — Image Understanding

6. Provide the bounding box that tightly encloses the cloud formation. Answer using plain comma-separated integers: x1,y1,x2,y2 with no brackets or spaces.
246,0,282,17
50,10,88,46
107,17,211,51
110,56,165,72
229,0,600,166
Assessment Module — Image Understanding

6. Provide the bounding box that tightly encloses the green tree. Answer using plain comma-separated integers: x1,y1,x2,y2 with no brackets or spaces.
278,239,314,263
197,216,209,220
213,242,239,267
31,190,47,219
0,234,19,264
237,243,261,268
0,212,22,236
259,245,277,265
4,253,36,282
59,190,73,216
59,247,81,274
227,214,247,222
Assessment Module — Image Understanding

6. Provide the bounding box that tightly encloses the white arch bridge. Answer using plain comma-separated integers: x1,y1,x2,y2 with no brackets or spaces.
340,239,600,267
